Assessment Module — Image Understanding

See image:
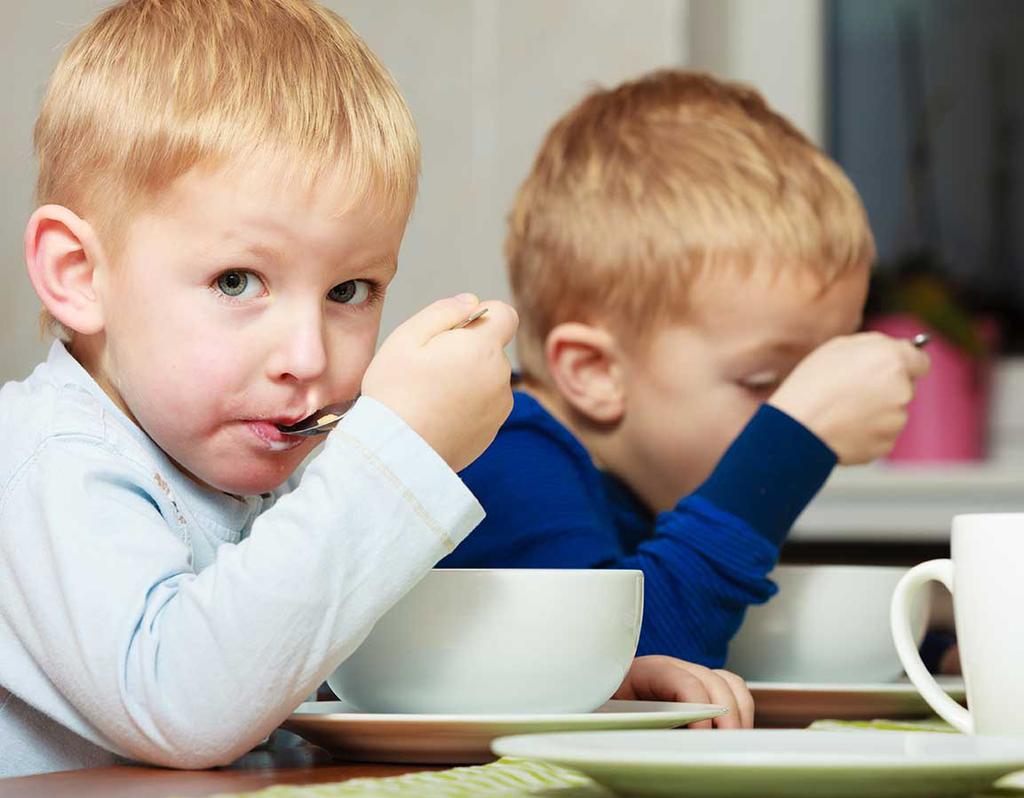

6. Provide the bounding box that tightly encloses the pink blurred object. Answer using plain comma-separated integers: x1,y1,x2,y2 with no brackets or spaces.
867,314,992,463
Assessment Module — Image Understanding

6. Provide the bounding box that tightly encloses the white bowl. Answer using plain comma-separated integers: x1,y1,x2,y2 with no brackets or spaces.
726,564,929,683
329,569,643,714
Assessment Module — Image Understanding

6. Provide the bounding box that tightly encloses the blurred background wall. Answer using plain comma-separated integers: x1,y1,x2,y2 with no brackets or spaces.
0,0,823,383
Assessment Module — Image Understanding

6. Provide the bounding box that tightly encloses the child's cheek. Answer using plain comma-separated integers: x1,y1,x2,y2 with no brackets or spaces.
187,343,250,395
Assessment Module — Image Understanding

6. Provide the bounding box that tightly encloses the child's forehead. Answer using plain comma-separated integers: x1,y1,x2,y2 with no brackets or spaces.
165,154,385,217
110,158,407,276
659,264,868,353
691,261,865,311
130,154,406,240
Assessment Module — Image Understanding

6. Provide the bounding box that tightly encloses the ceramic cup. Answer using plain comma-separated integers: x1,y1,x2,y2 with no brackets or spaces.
727,564,929,683
892,513,1024,734
328,568,643,714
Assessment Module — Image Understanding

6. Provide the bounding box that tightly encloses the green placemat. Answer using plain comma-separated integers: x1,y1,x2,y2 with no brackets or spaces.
808,717,958,733
199,757,610,798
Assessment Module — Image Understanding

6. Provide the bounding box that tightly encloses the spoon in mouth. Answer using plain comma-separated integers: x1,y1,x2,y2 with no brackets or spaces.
274,399,359,437
911,332,930,348
277,307,490,437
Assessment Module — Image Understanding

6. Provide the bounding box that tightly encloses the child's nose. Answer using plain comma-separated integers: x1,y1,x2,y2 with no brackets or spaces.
266,318,329,384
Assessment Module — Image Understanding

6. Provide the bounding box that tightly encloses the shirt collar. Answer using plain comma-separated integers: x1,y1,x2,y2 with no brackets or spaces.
44,340,261,529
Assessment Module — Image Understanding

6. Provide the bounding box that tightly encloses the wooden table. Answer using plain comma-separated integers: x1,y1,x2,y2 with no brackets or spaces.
0,745,442,798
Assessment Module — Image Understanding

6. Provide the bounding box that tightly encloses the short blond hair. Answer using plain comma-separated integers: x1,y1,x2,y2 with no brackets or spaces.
507,69,875,375
35,0,419,336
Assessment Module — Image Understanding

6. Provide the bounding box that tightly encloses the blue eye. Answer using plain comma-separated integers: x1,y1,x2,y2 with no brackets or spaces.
328,280,371,304
215,271,265,299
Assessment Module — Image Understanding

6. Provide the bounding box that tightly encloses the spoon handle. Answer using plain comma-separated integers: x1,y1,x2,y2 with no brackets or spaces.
451,307,489,329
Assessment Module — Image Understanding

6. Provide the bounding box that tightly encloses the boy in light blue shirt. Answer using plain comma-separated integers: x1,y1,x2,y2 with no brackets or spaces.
0,0,518,776
1,0,751,778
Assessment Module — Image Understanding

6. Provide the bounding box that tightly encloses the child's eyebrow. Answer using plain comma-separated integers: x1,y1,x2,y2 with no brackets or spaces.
196,239,285,265
743,339,798,353
214,244,397,278
236,242,285,263
357,255,398,276
731,339,808,360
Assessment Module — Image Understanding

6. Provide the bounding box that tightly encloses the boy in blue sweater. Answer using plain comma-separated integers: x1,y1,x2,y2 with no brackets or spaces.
442,71,930,678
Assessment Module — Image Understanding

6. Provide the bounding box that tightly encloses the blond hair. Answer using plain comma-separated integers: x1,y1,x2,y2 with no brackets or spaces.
507,69,875,375
35,0,419,336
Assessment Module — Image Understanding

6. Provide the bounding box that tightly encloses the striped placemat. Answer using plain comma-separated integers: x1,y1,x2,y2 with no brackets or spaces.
199,757,609,798
808,717,958,733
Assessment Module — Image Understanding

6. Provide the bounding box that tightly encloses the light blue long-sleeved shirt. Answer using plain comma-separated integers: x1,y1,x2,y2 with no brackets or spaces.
0,342,484,777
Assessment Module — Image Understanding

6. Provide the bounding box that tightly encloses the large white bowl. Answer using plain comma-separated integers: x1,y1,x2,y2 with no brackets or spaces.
329,569,643,714
726,564,929,683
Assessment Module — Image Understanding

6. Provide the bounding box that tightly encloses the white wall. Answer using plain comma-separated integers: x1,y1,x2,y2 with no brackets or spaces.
1,2,112,382
689,0,825,144
334,0,690,349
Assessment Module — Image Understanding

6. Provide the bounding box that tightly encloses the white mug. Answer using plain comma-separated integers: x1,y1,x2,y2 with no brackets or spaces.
891,513,1024,734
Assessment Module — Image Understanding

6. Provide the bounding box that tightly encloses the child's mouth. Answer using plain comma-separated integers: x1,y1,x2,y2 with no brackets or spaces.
247,420,306,452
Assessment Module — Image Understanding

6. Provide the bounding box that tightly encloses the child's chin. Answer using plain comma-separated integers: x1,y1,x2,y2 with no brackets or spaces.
199,459,299,497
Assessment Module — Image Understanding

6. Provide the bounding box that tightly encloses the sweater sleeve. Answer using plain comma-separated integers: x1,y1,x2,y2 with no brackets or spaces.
622,404,836,666
0,397,482,769
442,419,626,569
452,404,835,667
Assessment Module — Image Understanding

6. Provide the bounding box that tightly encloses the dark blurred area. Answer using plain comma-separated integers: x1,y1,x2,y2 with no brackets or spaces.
828,0,1024,351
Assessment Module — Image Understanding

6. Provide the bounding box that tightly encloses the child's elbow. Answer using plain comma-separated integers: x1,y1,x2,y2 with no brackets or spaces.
161,747,242,771
120,732,257,771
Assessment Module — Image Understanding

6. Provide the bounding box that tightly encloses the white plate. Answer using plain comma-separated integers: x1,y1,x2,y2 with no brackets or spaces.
282,699,725,764
750,677,967,727
492,729,1024,797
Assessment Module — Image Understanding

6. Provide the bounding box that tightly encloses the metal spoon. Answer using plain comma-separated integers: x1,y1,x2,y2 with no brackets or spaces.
277,307,490,437
912,333,930,348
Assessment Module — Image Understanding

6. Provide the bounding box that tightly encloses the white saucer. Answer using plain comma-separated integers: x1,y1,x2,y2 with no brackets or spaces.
282,699,725,764
750,677,967,727
492,729,1024,798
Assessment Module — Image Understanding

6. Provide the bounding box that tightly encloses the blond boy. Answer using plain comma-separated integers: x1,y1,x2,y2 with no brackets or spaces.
443,71,929,677
1,7,758,778
0,0,521,776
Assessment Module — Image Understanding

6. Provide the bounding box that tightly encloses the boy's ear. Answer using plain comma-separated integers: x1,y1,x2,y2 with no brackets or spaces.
544,322,626,425
24,205,107,336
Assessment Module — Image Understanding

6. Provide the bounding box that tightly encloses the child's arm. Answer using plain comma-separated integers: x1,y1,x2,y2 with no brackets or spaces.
631,332,932,663
3,411,467,768
0,297,517,769
448,399,824,667
451,334,927,668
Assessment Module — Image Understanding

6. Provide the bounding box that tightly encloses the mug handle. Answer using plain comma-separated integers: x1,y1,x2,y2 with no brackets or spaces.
890,559,972,733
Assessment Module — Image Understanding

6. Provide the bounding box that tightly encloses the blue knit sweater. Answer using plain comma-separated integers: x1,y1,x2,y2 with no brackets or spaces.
441,391,836,667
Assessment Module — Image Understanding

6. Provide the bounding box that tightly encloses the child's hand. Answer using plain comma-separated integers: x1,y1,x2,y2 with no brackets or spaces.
612,655,754,729
362,294,518,472
768,332,930,464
